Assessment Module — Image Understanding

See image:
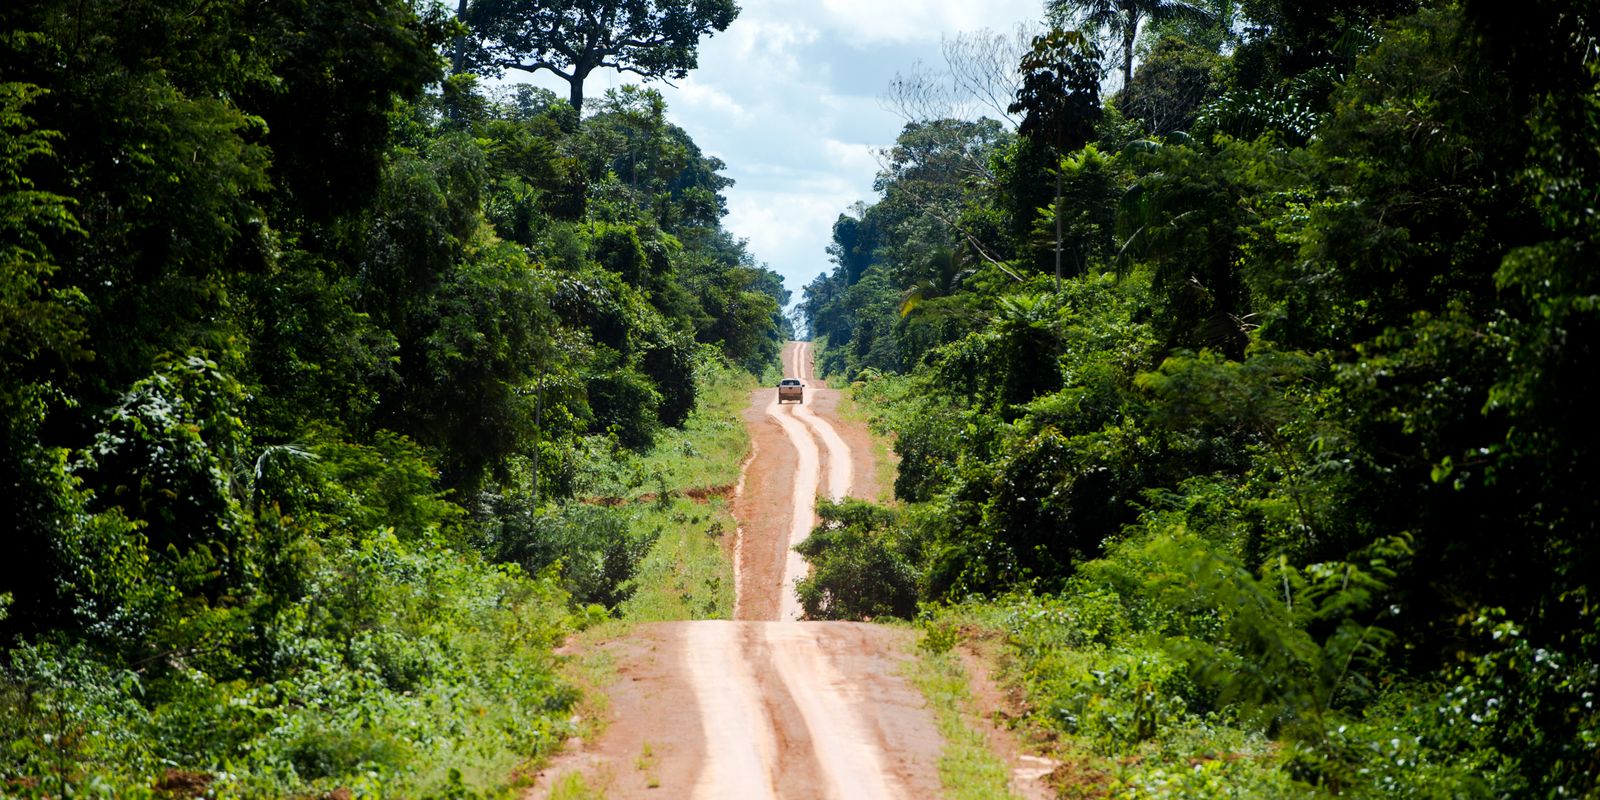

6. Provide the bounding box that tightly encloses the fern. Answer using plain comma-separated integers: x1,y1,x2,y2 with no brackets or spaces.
1143,532,1412,784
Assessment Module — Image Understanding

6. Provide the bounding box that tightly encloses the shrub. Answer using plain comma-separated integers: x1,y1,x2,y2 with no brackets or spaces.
484,501,657,610
795,500,919,620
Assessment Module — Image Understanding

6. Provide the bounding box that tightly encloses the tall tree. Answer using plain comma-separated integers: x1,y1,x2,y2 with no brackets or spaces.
463,0,738,113
1050,0,1212,88
1009,28,1104,285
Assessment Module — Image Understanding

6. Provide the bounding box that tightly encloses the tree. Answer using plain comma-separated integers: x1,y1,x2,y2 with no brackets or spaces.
1050,0,1213,89
463,0,739,113
1120,36,1226,135
885,24,1037,128
1009,28,1105,284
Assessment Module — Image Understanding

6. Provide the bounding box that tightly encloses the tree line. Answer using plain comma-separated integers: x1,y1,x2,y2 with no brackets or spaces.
0,0,777,794
799,0,1598,794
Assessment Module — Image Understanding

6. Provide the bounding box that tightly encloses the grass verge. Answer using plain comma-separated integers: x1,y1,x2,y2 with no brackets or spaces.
905,635,1025,800
830,381,898,504
629,359,754,500
548,771,606,799
618,496,735,622
615,357,750,622
922,601,1298,800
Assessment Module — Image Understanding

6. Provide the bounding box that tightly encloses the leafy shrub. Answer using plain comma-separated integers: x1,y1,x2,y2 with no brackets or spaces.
484,501,657,610
586,361,663,450
0,528,580,798
795,500,919,620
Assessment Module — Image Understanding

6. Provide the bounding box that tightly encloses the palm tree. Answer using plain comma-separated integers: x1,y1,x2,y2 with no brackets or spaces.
898,248,974,317
1051,0,1214,87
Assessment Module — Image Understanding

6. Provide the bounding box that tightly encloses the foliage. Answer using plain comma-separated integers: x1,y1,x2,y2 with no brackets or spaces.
1049,0,1216,86
464,0,739,112
483,502,655,610
1011,29,1106,154
1119,37,1226,135
0,0,779,793
795,500,920,621
803,0,1600,794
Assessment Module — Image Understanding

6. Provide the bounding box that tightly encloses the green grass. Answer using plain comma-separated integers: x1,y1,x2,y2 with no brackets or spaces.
548,771,607,799
628,359,755,500
618,496,736,622
921,601,1298,800
614,358,749,622
905,638,1026,800
555,358,749,624
829,379,899,504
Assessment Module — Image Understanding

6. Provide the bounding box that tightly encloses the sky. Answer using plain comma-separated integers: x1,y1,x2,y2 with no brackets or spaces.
494,0,1048,311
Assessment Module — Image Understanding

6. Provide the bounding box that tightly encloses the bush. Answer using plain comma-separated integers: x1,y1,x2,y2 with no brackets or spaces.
795,500,919,620
0,531,579,798
484,501,657,610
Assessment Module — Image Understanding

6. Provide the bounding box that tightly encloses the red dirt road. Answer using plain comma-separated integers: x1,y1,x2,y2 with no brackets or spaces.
530,342,943,799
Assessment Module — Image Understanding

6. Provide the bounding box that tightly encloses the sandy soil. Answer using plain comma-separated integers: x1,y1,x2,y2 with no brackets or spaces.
528,342,946,799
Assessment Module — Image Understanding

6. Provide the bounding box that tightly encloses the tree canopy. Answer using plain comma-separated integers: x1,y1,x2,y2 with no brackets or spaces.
803,0,1600,793
464,0,739,112
0,0,779,793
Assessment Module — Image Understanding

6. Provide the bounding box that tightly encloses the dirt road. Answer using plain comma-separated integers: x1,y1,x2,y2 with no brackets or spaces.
532,342,943,799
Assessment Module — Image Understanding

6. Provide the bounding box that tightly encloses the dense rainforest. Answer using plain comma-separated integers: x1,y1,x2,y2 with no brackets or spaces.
0,0,783,795
800,0,1599,795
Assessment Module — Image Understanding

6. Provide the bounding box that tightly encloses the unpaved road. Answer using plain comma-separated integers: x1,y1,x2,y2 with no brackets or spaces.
531,342,943,799
741,340,868,621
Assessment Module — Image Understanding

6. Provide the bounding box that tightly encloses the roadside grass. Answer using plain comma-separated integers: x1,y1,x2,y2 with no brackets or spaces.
548,771,607,800
618,496,735,622
829,381,899,504
761,357,785,386
562,356,748,624
614,356,749,622
905,638,1025,800
627,358,754,500
922,601,1298,800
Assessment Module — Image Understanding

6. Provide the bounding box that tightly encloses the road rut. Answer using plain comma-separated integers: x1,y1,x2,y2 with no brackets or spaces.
531,342,941,799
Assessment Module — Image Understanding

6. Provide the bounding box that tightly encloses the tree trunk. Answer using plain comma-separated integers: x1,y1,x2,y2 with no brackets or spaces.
1054,167,1063,290
531,369,545,506
450,0,469,76
1122,24,1137,88
569,78,585,114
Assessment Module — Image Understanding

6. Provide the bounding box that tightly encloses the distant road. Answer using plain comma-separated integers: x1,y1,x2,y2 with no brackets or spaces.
531,342,941,799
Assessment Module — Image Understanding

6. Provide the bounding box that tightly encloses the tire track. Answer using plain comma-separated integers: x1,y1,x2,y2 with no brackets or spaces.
534,342,942,800
788,341,853,503
684,622,782,799
765,387,820,621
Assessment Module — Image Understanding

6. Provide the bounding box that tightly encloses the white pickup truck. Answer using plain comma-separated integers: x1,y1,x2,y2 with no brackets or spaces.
777,378,805,404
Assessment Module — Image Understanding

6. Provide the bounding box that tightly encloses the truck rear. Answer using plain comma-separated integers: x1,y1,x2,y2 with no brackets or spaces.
777,378,804,404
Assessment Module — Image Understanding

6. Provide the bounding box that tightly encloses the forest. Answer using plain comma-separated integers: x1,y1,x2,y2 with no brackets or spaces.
799,0,1599,795
5,0,1599,796
1,0,782,795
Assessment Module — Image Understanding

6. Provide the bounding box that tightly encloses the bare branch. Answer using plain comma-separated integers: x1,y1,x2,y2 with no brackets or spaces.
883,23,1039,129
882,60,950,124
942,23,1037,126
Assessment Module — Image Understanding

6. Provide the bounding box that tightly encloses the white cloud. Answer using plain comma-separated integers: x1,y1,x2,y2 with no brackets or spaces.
724,183,859,281
820,138,883,181
814,0,1046,44
480,1,1048,309
674,81,752,124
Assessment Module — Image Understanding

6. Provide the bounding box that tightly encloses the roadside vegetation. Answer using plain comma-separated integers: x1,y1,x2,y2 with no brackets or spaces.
905,633,1025,800
0,0,770,795
799,0,1600,796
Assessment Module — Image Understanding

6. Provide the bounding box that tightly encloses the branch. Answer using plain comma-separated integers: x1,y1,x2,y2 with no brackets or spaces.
615,34,674,50
594,56,676,85
499,58,575,81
